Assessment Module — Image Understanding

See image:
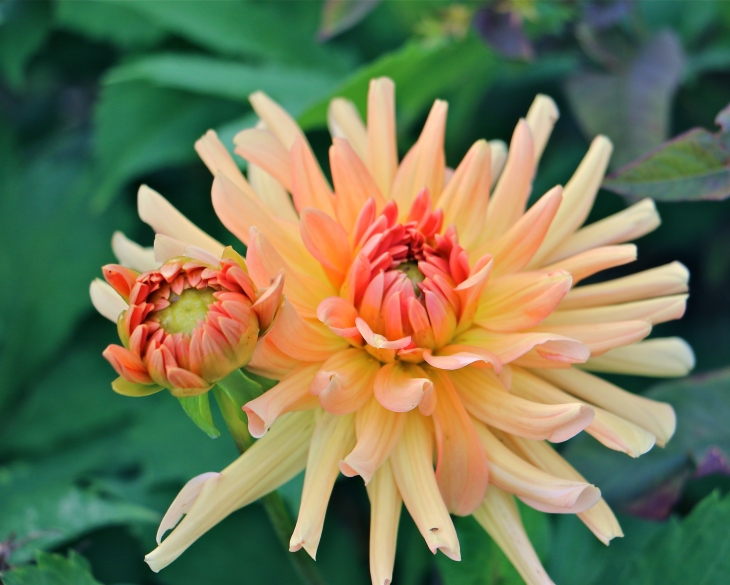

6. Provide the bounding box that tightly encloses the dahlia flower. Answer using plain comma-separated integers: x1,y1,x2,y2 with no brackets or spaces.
90,234,283,398
122,78,691,585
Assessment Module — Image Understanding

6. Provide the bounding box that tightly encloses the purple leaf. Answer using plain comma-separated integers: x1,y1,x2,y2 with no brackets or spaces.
473,7,533,60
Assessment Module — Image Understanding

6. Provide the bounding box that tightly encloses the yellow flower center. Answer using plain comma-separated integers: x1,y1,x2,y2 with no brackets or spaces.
397,261,425,289
155,288,217,334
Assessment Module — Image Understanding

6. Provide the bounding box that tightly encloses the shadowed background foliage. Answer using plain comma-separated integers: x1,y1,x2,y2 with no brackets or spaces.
1,1,730,584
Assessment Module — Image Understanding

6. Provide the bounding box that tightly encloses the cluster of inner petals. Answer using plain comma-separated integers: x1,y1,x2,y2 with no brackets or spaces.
318,189,493,365
103,258,260,394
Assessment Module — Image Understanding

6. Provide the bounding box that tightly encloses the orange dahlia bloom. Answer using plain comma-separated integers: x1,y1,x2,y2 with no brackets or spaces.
144,78,693,584
92,243,283,397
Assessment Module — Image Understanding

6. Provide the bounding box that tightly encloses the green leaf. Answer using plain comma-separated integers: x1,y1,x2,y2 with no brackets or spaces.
565,31,684,168
92,81,241,208
298,34,499,131
54,0,167,49
4,551,102,585
563,368,730,506
215,369,266,415
602,126,730,202
0,0,51,88
178,394,220,438
118,0,353,72
436,503,550,585
613,491,730,584
105,53,338,111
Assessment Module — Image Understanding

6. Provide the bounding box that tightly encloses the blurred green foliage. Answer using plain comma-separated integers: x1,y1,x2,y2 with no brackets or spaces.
1,1,730,584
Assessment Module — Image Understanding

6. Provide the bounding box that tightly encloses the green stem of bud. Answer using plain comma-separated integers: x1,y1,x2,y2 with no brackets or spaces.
214,371,328,585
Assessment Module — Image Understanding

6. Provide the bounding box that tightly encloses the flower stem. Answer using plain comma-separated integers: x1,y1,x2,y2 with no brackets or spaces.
213,381,327,585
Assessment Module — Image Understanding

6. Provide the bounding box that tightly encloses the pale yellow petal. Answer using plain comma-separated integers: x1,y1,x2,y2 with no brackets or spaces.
543,295,687,328
505,435,623,545
390,411,460,560
525,94,559,166
488,140,508,187
328,97,368,162
145,411,315,572
367,77,398,198
249,90,304,150
511,367,656,457
560,261,689,310
582,337,695,377
195,129,251,195
472,485,555,585
540,244,637,284
90,279,127,322
234,127,293,192
137,185,224,256
534,367,676,447
366,460,402,585
543,198,660,264
529,136,613,267
111,231,157,272
247,162,299,222
290,411,356,559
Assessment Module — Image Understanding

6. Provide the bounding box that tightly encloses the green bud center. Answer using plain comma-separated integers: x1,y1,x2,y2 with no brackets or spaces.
397,261,425,292
155,287,217,335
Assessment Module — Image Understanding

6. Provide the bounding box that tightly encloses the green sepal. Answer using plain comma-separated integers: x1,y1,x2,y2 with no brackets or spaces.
215,368,269,421
178,393,220,438
111,377,164,397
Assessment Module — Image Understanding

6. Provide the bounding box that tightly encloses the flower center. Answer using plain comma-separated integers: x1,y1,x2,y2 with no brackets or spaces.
397,261,425,291
154,287,217,335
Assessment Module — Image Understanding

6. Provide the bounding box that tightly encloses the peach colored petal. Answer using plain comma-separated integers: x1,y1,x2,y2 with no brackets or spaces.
430,369,489,516
541,244,637,284
248,334,300,380
511,367,656,457
528,136,613,267
374,361,433,412
450,367,594,442
103,344,152,384
535,367,676,447
422,346,501,371
212,174,314,272
367,77,398,198
300,207,352,283
249,90,304,149
146,411,315,572
472,485,555,585
454,256,493,335
247,161,299,222
112,231,157,272
475,270,572,332
195,129,251,195
559,261,689,310
366,460,402,585
506,435,623,545
138,185,224,256
341,395,406,484
290,135,335,216
290,411,356,559
436,139,491,250
454,328,590,366
543,294,687,328
156,472,221,544
489,139,507,186
525,94,559,165
391,100,447,213
310,348,379,414
267,300,349,362
390,411,460,560
475,423,600,513
328,98,368,162
543,198,660,264
234,127,293,192
485,186,562,277
251,271,284,334
330,138,386,232
582,337,695,377
243,363,321,438
316,296,362,344
357,318,411,350
529,320,651,356
90,279,127,322
247,227,334,319
153,234,188,264
484,119,534,240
